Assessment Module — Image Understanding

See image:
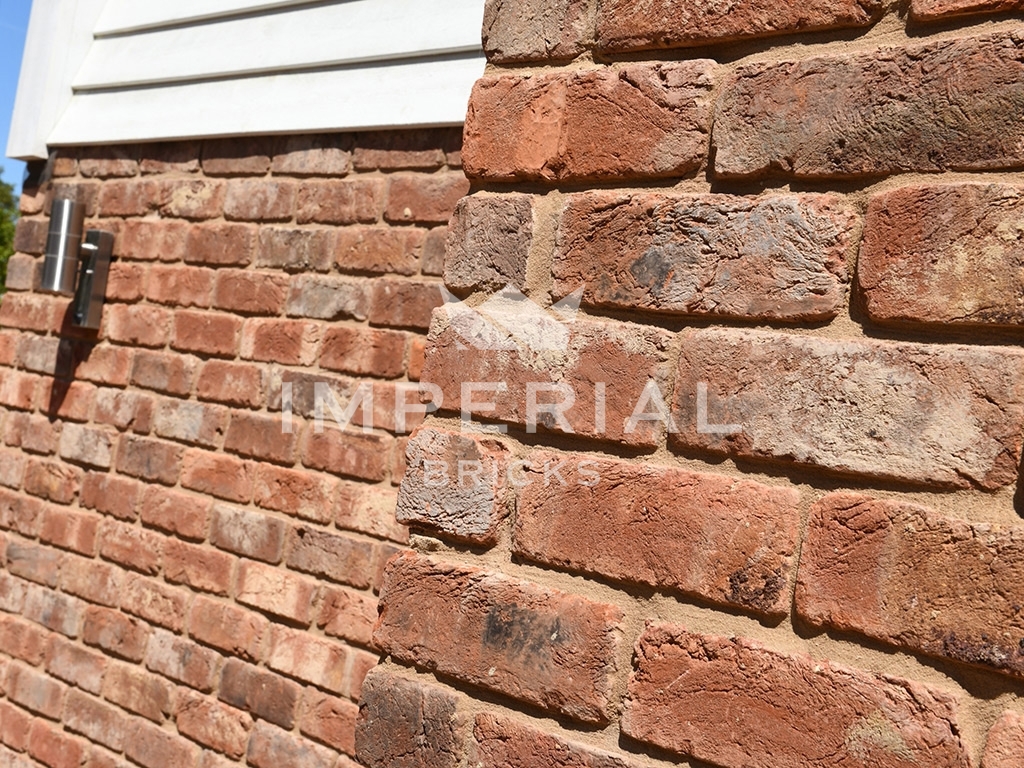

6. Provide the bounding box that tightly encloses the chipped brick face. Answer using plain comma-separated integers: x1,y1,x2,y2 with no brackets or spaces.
0,129,460,767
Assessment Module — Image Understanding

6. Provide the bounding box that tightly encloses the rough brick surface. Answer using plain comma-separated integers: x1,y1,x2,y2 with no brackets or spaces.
622,625,970,768
464,63,715,182
859,183,1024,326
482,0,593,62
596,0,881,53
355,669,463,768
444,195,532,292
912,0,1023,20
555,191,855,320
984,710,1024,768
472,713,640,768
670,328,1024,489
715,32,1024,179
797,493,1024,678
385,172,470,224
515,453,800,616
374,552,622,724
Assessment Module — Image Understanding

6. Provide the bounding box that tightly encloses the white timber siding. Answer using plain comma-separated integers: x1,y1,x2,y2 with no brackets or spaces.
7,0,487,160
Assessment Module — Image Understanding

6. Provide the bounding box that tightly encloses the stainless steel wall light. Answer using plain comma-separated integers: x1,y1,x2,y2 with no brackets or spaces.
40,199,114,330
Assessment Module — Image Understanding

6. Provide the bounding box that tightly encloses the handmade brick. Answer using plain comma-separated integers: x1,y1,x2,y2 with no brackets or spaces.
172,311,242,358
40,380,96,423
67,343,134,387
256,227,334,272
116,435,182,485
210,504,286,563
334,226,423,275
64,689,129,752
285,526,374,588
369,279,444,330
58,423,114,469
301,689,359,754
302,427,392,482
185,222,256,266
265,625,348,693
202,137,271,175
983,711,1024,768
219,659,300,729
286,274,369,321
223,411,298,467
385,172,469,224
254,464,338,523
103,662,175,723
0,448,24,488
176,691,252,759
622,625,970,768
125,719,199,768
859,183,1024,326
0,370,39,411
912,0,1023,20
99,520,163,575
375,552,622,723
240,318,320,365
296,178,385,224
130,350,197,396
336,483,406,543
21,584,83,637
236,559,318,624
80,473,139,520
162,539,233,595
4,253,38,291
152,400,226,450
482,0,593,62
0,293,59,332
40,506,100,554
224,179,296,221
671,329,1024,490
422,226,447,276
155,178,225,219
139,139,200,173
0,700,32,752
213,269,289,315
16,333,58,374
117,218,189,262
715,32,1024,179
145,264,215,307
82,606,150,662
0,614,49,664
5,539,60,586
189,596,268,661
246,721,337,768
120,573,189,631
79,147,138,178
445,195,532,291
6,414,58,455
105,261,147,302
196,360,265,408
352,130,447,171
272,134,352,175
93,388,153,433
24,459,81,504
145,628,220,691
97,179,154,217
181,449,255,502
320,326,406,378
798,493,1024,679
472,712,641,768
27,720,86,768
317,585,378,646
464,63,714,182
60,555,122,607
104,304,171,348
12,217,48,254
46,636,106,693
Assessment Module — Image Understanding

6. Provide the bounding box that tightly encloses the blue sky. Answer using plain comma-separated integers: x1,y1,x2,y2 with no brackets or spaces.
1,0,31,196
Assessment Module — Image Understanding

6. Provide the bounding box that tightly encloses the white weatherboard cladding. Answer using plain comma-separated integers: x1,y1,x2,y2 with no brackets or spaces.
7,0,486,160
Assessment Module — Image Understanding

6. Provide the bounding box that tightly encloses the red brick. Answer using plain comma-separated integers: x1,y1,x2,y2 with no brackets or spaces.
67,343,134,387
27,719,86,768
256,227,334,272
171,311,241,358
16,333,58,374
46,637,107,693
24,459,81,504
40,380,97,423
145,264,215,307
671,329,1024,490
355,669,462,768
12,217,48,254
4,252,39,291
236,559,318,624
0,370,40,410
301,689,359,754
99,520,163,575
21,583,83,637
481,0,591,62
421,226,447,276
138,485,210,540
247,721,337,768
334,226,423,275
40,506,100,554
196,360,265,408
240,318,321,365
152,396,228,451
189,596,267,661
104,304,171,348
265,625,348,693
94,388,154,433
121,574,189,631
97,179,155,216
352,130,449,171
125,719,199,768
0,293,59,332
103,662,175,723
286,274,368,321
224,179,296,221
6,661,64,718
116,218,189,262
49,183,99,217
212,269,289,315
6,413,58,455
64,688,129,751
155,178,226,219
272,134,351,176
464,63,714,182
82,606,150,661
224,412,298,465
185,222,257,266
0,570,27,614
556,190,854,320
0,329,18,364
320,326,406,378
202,137,271,176
176,691,252,759
219,659,300,729
368,279,444,330
317,586,377,647
0,488,45,536
162,539,233,595
296,178,385,224
335,483,406,543
80,472,140,520
210,504,285,563
425,315,673,448
0,614,49,664
302,427,392,482
139,140,201,173
145,627,220,690
345,646,375,701
5,539,60,586
376,552,622,723
912,0,1022,19
115,435,182,485
860,183,1024,326
181,449,255,503
0,448,24,488
385,172,469,224
60,555,122,607
983,710,1024,768
79,146,138,178
131,350,198,397
408,339,426,382
253,464,337,522
105,261,147,302
58,423,115,469
798,493,1024,679
0,699,33,751
444,195,531,291
473,712,640,767
622,625,970,768
715,32,1024,179
285,526,374,588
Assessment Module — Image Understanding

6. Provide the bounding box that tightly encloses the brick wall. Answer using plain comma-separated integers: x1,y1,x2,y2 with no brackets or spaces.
0,129,464,767
358,3,1024,768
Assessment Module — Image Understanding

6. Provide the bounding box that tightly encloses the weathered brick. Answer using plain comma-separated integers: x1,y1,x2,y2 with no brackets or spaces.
63,340,134,387
40,380,96,423
254,464,338,523
154,178,225,220
320,326,406,378
482,0,593,62
213,269,289,315
139,139,200,173
622,625,970,768
355,669,463,768
272,134,351,175
116,435,182,485
0,700,32,751
556,190,854,320
286,274,368,320
145,264,215,307
302,427,392,482
181,449,255,502
246,721,337,768
202,137,271,175
189,596,267,661
317,585,378,647
369,279,444,330
105,261,147,302
46,636,106,693
64,689,129,751
385,172,469,224
176,691,252,759
472,712,641,768
219,659,300,729
121,573,189,631
286,526,374,588
912,0,1022,20
265,625,348,693
16,333,58,374
58,423,114,469
210,504,286,563
296,178,385,224
670,329,1024,489
117,218,189,262
336,483,406,544
80,472,140,520
104,304,171,348
6,539,60,585
715,32,1024,179
97,179,155,216
24,458,81,503
185,222,256,266
0,488,45,537
27,719,86,768
334,226,423,275
152,400,226,450
464,63,714,182
352,130,449,171
79,146,138,178
859,183,1024,326
445,195,532,291
236,559,318,624
60,555,122,607
0,614,49,664
94,389,154,434
422,227,447,276
0,369,39,410
130,350,197,396
196,360,265,408
6,413,59,457
4,253,39,291
99,520,163,575
798,493,1024,679
256,227,334,272
0,293,56,332
172,311,241,358
162,539,233,595
145,628,220,690
125,719,199,768
375,552,622,723
301,689,359,754
40,506,100,554
13,217,48,254
224,179,296,221
240,318,321,365
395,428,509,545
103,662,175,723
22,583,84,637
82,606,150,661
983,710,1024,768
0,448,25,488
425,314,673,448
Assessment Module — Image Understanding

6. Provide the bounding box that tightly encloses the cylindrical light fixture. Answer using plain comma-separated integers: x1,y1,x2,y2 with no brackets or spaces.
40,199,85,295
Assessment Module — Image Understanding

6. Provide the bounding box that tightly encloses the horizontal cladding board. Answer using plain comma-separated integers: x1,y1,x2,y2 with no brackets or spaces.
93,0,314,35
49,53,486,146
77,0,485,90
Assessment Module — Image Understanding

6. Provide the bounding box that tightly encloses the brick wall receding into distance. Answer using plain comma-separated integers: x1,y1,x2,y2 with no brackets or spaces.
0,129,466,767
